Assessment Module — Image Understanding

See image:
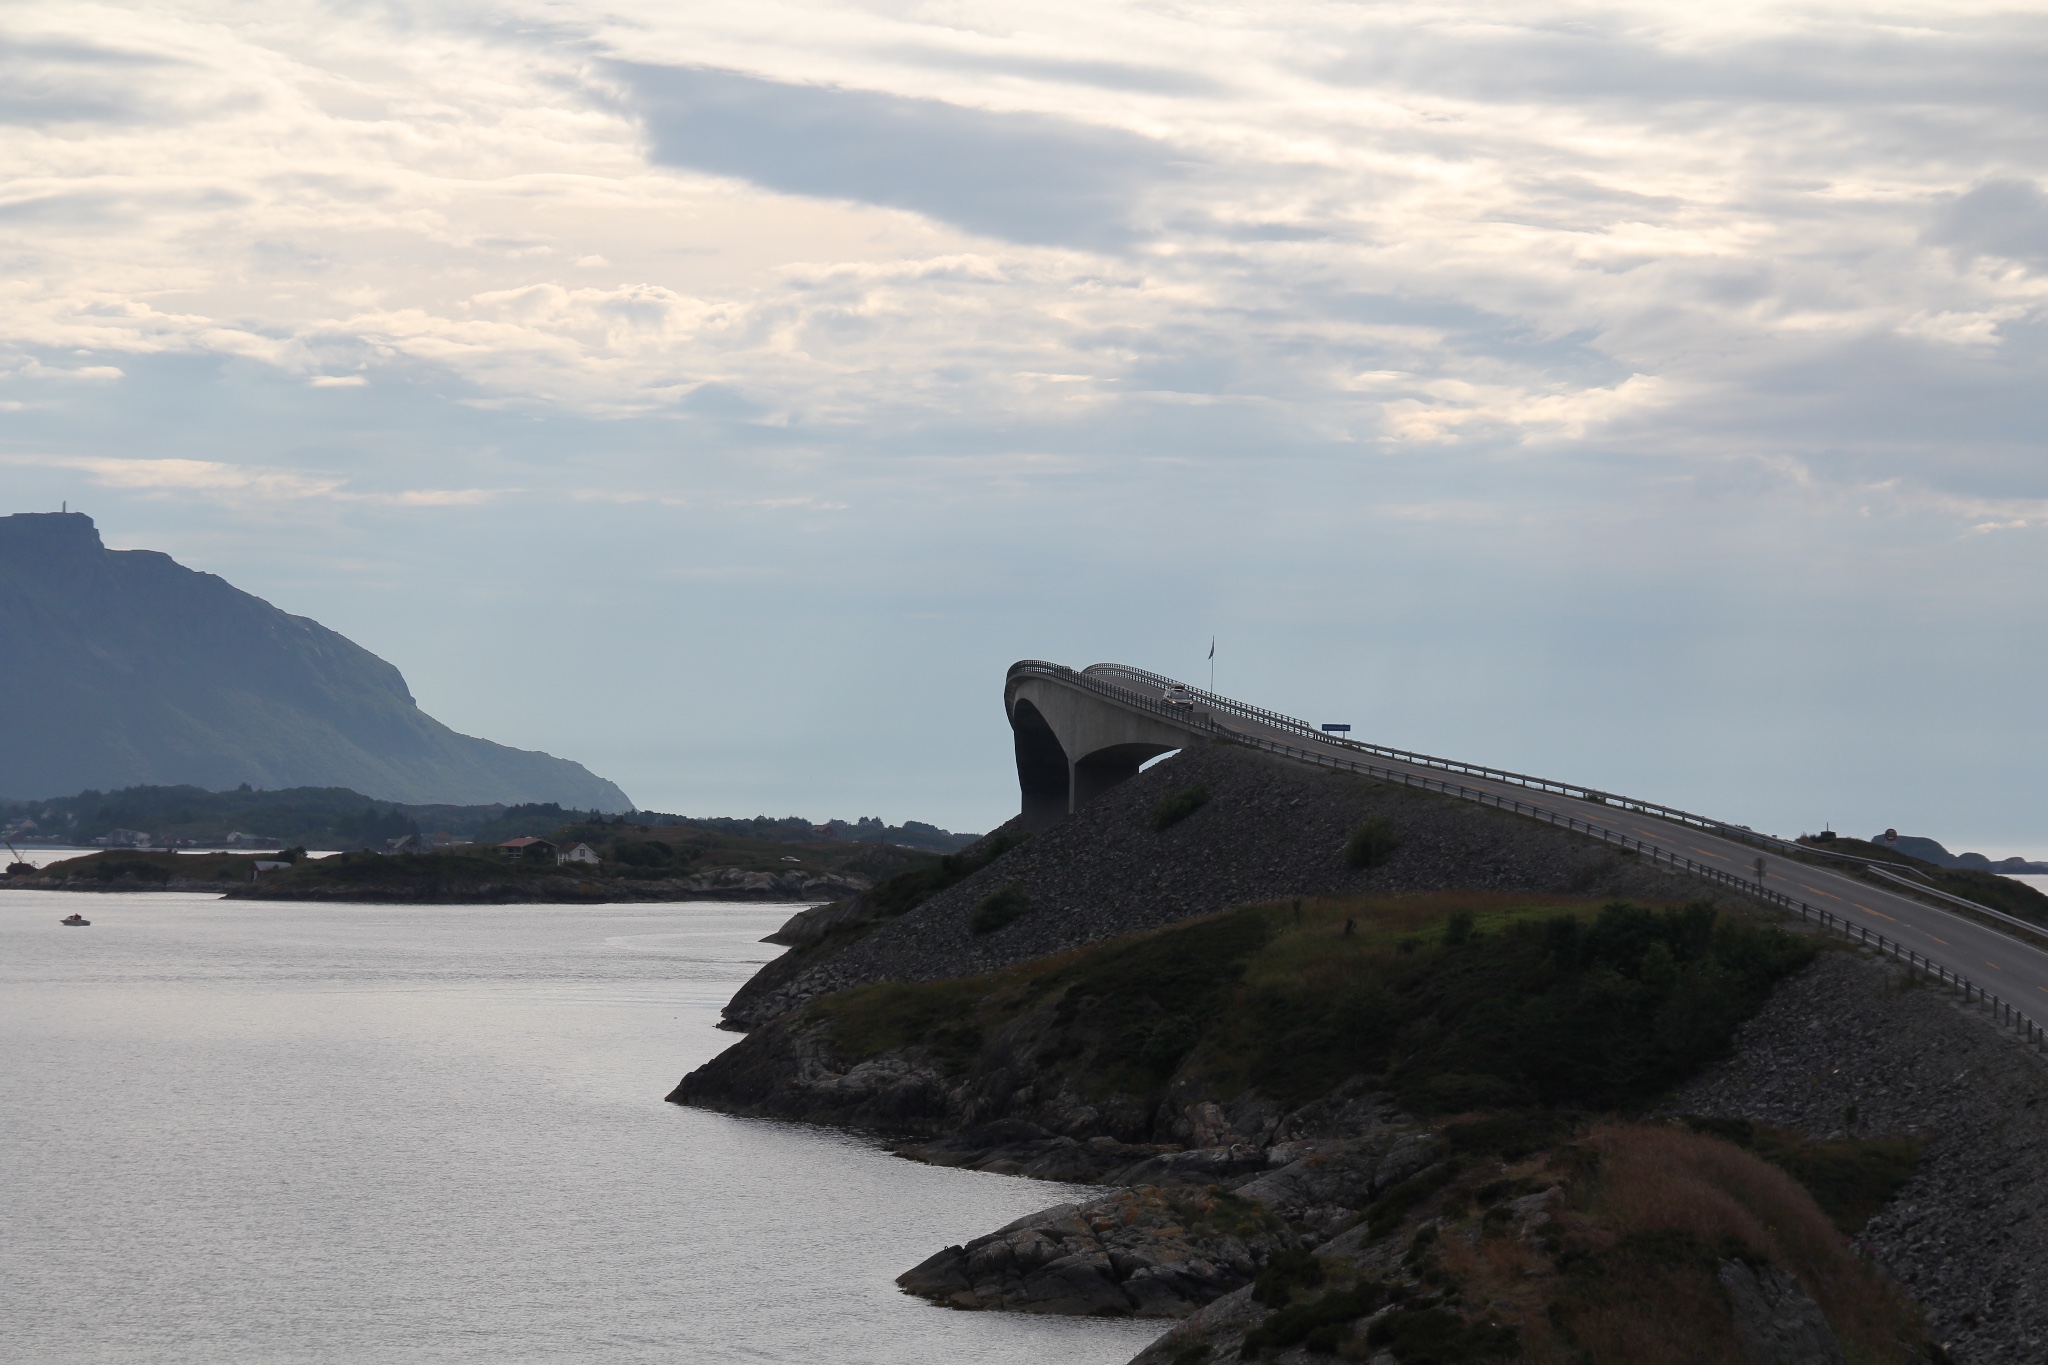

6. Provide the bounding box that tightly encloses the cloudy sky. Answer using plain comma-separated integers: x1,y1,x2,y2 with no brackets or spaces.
4,1,2045,849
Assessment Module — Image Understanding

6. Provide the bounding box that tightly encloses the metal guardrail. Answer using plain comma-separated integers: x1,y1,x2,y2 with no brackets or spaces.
1079,662,1949,880
1009,660,1232,738
1010,658,2048,1057
1863,864,2048,941
1236,732,2048,1059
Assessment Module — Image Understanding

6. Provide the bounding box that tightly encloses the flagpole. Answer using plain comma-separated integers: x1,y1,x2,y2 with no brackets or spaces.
1208,636,1215,693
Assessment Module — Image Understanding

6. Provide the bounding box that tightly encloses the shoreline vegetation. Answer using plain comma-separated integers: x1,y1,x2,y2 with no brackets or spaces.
1,781,981,856
3,812,964,903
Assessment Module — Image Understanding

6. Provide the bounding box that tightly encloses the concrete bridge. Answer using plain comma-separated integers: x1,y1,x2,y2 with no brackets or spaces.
1005,662,1209,829
1004,658,2048,1054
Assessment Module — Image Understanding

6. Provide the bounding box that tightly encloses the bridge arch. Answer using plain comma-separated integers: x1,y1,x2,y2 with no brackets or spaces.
1005,666,1206,830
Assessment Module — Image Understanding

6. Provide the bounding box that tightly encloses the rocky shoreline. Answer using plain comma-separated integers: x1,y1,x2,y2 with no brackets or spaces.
226,866,865,903
4,865,865,903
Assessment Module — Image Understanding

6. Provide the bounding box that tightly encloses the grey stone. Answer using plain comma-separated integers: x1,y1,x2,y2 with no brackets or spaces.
1717,1260,1847,1365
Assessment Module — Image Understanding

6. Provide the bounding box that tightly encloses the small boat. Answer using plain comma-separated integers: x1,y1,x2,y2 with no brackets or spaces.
60,913,90,927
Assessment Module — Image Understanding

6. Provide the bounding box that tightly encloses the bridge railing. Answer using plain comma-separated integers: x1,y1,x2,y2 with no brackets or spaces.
1232,729,2048,1059
1008,659,1232,738
1079,661,1914,876
1013,659,2044,1057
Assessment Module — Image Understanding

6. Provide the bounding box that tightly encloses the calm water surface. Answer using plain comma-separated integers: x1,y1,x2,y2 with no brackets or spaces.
1,893,1161,1364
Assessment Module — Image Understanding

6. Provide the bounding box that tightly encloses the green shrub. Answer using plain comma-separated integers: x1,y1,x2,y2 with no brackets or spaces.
1676,1116,1928,1234
1138,1013,1202,1070
91,857,170,883
1344,816,1401,868
1365,1306,1519,1363
1367,1161,1459,1238
968,885,1030,935
1251,1250,1326,1307
867,832,1026,919
1152,784,1211,831
1444,1112,1575,1161
1054,908,1268,1090
1242,1280,1388,1353
609,840,674,867
1375,903,1813,1113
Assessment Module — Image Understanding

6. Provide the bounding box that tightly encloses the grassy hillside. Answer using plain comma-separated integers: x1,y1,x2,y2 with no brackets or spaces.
814,893,1813,1122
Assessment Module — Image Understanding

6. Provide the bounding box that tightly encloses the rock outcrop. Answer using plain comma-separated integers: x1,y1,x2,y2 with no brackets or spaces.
896,1117,1444,1319
1718,1259,1849,1365
897,1185,1284,1317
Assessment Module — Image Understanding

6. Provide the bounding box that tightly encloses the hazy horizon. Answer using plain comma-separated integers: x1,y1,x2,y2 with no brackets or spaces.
3,2,2043,851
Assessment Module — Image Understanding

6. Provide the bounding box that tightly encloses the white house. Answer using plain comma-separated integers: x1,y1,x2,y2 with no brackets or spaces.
559,842,601,866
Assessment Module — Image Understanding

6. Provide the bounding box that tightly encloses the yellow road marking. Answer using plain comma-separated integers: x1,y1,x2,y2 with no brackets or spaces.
1986,960,2002,972
1930,936,1951,946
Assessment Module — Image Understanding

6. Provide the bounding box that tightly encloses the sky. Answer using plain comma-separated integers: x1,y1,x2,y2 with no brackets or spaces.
2,1,2045,851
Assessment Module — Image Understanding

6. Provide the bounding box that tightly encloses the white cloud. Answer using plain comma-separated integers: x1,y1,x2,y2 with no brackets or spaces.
0,455,510,507
0,0,2035,482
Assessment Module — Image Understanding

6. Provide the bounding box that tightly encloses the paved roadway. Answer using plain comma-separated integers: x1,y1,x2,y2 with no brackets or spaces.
1099,670,2048,1018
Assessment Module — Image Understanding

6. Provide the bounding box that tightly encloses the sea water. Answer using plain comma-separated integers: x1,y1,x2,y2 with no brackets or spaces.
0,893,1162,1364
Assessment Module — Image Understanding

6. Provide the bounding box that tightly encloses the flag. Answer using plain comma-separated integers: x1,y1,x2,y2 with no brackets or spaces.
1208,637,1215,660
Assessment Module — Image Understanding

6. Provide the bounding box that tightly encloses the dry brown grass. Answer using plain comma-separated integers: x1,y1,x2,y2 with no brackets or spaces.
1403,1124,1929,1365
1567,1124,1927,1364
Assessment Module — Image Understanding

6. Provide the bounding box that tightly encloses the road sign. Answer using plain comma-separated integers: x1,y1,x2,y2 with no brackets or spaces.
1321,724,1352,734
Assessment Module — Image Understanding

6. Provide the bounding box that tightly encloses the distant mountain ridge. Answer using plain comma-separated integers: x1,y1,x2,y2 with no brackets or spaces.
0,512,631,809
1876,833,2048,876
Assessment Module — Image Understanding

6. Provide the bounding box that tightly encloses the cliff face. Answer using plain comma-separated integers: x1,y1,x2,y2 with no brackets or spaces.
0,512,631,808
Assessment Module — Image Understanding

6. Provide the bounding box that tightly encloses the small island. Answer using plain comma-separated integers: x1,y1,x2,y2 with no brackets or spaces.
4,807,971,904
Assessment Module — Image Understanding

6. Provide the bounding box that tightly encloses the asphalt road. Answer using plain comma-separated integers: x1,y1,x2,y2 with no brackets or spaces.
1099,670,2048,1020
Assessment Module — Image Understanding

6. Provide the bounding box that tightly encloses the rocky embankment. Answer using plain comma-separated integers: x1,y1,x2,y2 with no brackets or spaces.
1,870,246,893
721,741,1718,1029
1670,948,2048,1363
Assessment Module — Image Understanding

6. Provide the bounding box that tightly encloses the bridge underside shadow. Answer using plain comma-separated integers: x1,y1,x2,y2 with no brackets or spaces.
1007,676,1203,831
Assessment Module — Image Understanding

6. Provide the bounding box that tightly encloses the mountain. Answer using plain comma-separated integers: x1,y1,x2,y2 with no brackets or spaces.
0,512,632,809
1873,833,2048,875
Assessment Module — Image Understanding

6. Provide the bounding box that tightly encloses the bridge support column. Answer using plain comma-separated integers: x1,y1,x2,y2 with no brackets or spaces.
1010,698,1071,831
1006,673,1203,831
